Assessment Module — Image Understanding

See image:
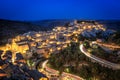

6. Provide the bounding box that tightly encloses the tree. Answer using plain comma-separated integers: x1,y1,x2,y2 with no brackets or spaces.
79,65,92,79
83,41,90,49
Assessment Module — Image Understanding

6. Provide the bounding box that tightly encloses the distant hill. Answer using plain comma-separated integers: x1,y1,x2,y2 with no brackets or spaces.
0,19,45,45
97,20,120,31
0,19,120,45
31,19,73,28
0,19,71,45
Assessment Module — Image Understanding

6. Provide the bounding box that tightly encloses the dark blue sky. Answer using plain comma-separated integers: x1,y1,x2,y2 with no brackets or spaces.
0,0,120,21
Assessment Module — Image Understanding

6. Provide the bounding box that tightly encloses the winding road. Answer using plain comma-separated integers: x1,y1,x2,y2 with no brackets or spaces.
80,44,120,69
40,43,120,80
42,60,84,80
97,43,120,49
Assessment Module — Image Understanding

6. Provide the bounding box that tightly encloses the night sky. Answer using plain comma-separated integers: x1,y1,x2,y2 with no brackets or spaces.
0,0,120,21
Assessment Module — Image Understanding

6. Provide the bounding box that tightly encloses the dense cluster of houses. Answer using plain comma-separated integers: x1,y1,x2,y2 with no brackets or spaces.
0,20,105,62
13,21,105,58
0,20,106,79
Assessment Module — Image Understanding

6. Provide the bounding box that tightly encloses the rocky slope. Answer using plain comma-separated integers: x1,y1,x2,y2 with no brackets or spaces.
81,28,115,39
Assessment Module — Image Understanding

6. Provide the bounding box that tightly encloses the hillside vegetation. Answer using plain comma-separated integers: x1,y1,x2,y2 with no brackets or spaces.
48,42,120,80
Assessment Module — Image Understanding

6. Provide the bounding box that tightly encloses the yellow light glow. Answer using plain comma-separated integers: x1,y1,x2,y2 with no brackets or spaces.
63,45,67,48
57,47,61,50
40,78,48,80
36,34,41,37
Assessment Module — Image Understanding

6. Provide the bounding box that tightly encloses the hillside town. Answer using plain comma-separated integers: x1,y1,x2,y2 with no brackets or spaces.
0,20,105,61
0,20,109,79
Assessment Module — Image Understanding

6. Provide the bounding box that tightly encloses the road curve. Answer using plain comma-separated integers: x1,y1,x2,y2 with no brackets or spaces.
80,44,120,69
97,43,120,49
42,60,84,80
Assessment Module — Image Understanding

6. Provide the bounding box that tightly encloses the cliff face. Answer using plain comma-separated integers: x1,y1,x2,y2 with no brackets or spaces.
81,29,115,39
